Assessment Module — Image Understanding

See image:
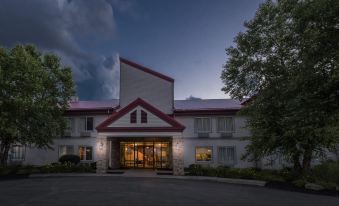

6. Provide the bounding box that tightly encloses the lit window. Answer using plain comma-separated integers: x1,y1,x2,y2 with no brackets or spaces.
10,145,25,161
195,146,213,162
218,147,236,166
79,146,93,161
141,110,147,123
130,110,137,123
217,117,234,132
80,117,94,131
195,118,211,133
59,145,74,157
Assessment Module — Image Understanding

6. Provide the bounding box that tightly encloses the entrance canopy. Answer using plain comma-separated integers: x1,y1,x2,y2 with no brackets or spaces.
96,98,185,133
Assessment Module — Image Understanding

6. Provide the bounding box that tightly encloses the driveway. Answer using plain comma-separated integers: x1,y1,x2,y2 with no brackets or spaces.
0,177,337,206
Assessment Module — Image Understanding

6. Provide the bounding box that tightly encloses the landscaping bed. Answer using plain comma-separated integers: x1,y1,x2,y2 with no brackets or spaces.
0,162,96,180
186,161,339,196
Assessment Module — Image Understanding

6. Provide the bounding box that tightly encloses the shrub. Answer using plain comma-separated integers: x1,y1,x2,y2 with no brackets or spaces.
310,160,339,185
59,154,80,165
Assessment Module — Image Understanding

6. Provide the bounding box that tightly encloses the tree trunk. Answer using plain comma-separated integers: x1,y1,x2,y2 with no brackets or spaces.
0,141,11,167
292,153,302,173
301,149,312,174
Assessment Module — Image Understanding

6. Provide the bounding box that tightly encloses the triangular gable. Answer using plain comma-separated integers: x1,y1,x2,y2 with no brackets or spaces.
96,98,185,132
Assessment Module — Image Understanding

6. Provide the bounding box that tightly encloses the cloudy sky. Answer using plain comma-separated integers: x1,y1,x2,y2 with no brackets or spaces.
0,0,262,100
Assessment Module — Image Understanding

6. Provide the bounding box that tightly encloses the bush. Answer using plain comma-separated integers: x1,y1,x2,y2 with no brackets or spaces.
59,154,80,165
310,160,339,185
38,162,95,173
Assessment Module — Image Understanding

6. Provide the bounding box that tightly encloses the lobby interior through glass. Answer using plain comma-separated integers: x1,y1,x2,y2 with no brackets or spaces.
120,141,171,169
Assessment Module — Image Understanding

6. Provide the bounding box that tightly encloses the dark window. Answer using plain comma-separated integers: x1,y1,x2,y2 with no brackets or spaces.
141,110,147,123
130,110,137,123
86,117,94,131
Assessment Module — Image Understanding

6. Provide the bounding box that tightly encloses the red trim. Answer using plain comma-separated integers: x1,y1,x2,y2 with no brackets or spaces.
173,109,239,116
96,98,185,132
120,57,174,83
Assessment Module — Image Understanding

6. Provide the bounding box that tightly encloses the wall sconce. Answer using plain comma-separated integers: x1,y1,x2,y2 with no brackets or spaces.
99,141,104,151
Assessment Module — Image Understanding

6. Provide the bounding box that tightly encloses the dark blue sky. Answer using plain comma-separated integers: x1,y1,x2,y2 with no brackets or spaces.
0,0,263,100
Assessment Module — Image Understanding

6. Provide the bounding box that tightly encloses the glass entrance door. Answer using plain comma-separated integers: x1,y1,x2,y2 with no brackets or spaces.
120,141,170,169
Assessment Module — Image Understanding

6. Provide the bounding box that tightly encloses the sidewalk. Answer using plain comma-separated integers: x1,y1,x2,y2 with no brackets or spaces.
29,171,266,187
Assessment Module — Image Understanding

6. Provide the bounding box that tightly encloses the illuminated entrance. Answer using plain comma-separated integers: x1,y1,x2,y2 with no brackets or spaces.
120,141,171,169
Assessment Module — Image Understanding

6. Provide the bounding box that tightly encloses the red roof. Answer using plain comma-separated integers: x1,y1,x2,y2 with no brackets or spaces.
96,98,185,132
67,99,243,113
120,57,174,83
68,99,119,110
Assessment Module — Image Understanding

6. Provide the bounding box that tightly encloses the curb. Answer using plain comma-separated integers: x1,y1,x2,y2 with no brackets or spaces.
29,173,266,187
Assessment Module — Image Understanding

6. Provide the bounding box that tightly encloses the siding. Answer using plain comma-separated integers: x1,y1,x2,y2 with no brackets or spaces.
120,62,174,114
108,106,171,127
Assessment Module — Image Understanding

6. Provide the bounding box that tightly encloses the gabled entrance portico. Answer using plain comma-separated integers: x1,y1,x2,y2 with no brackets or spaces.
95,98,185,175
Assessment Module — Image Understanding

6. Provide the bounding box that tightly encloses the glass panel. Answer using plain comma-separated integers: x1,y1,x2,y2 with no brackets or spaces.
86,117,93,131
154,143,162,168
86,147,93,160
196,147,213,162
79,146,85,160
119,141,171,169
135,142,144,168
144,144,154,168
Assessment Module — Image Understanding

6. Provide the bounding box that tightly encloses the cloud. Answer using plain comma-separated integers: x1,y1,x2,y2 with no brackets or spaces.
0,0,122,99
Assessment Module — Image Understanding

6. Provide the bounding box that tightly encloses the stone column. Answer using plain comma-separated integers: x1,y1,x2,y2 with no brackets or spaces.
96,135,109,173
172,135,184,176
110,138,120,169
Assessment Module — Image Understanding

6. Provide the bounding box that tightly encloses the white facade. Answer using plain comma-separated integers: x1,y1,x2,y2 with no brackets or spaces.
119,60,174,114
12,57,266,174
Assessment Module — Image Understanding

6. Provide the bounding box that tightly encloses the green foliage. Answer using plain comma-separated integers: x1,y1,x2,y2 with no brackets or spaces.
0,163,96,175
187,164,285,182
0,44,75,165
220,0,339,172
310,160,339,185
37,162,95,173
59,154,81,165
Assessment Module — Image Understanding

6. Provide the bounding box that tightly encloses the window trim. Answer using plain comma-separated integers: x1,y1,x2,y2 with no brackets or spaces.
195,146,213,163
58,145,75,157
194,117,212,133
217,116,235,133
10,145,25,161
130,110,137,124
141,110,147,123
80,116,94,132
78,145,93,161
217,146,237,166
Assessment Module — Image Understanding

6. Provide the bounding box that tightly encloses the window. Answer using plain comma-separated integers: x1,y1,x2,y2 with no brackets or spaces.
59,145,74,157
130,110,137,123
195,146,213,162
80,117,94,131
195,118,211,133
64,118,74,136
141,110,147,123
217,117,234,132
218,147,236,166
79,146,93,161
10,145,25,161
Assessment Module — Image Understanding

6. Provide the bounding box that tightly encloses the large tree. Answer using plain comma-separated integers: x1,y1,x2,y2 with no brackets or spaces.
0,45,74,166
221,0,339,173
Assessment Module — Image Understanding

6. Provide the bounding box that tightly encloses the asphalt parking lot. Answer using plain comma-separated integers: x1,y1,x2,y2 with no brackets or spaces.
0,177,337,206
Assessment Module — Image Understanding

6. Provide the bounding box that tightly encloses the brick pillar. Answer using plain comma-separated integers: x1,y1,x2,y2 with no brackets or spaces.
110,138,120,169
96,136,109,173
172,136,184,176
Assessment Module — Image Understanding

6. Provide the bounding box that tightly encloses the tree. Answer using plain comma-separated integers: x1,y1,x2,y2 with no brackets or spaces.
0,45,75,166
221,0,339,173
186,95,202,100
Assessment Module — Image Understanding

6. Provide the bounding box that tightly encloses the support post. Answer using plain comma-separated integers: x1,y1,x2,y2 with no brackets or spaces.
96,135,109,173
172,136,184,176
